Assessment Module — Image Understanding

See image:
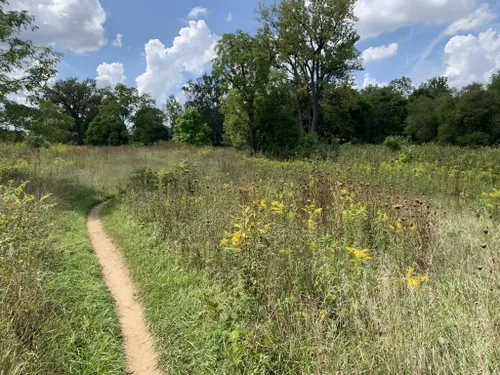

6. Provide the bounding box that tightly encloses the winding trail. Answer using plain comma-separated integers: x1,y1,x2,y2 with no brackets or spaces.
87,203,164,375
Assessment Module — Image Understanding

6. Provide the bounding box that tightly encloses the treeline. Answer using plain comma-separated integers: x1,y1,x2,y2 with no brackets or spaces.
1,0,499,153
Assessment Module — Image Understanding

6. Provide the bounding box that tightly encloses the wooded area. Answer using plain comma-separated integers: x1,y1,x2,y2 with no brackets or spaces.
1,0,499,155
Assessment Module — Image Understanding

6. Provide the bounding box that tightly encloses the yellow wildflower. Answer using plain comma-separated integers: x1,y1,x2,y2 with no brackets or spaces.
347,247,372,261
279,249,289,254
406,267,429,290
271,201,285,215
220,239,229,246
232,231,244,246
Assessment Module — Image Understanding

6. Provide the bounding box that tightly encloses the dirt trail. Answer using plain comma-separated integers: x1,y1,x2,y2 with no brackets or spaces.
87,203,164,375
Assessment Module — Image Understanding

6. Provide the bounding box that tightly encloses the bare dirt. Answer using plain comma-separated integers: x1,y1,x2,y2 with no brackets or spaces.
87,203,164,375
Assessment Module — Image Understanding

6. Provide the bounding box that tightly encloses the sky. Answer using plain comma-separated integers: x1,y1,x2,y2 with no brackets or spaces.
6,0,500,105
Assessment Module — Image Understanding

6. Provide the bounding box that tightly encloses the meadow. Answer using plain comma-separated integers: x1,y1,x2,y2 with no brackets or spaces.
1,143,499,374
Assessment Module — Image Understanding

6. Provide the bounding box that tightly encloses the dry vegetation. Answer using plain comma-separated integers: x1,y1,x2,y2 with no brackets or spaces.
1,143,499,374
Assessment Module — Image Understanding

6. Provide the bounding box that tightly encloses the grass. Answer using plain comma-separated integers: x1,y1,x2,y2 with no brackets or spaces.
106,145,500,374
1,142,499,374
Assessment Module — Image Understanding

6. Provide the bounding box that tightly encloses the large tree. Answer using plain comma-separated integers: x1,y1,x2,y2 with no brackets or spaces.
183,74,224,145
1,100,74,143
259,0,361,134
213,31,272,154
101,83,154,125
43,78,102,145
85,99,128,146
173,108,211,145
0,0,60,102
132,105,169,145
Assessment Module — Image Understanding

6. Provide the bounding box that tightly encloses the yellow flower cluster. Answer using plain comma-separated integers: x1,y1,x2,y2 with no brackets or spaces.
346,247,372,261
406,268,429,290
271,201,285,215
303,202,323,232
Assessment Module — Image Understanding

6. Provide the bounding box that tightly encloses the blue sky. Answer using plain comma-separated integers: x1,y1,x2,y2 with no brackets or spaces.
8,0,500,104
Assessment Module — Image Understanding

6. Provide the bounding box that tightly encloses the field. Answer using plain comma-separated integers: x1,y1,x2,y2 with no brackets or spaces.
1,143,499,374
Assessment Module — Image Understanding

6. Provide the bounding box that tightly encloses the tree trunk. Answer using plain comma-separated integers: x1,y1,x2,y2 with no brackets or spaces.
297,96,305,132
311,91,320,134
249,111,257,155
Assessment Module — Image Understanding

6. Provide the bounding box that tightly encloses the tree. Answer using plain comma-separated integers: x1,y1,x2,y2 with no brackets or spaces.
405,96,438,143
85,99,128,146
132,106,169,145
320,82,360,141
259,0,361,134
389,77,414,98
44,78,102,145
0,0,60,102
213,31,272,154
173,108,211,145
183,74,224,145
1,100,74,143
358,85,407,143
164,95,182,130
101,83,154,125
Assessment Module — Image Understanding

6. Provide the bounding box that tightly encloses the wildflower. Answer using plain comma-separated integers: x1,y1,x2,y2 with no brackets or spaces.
346,247,372,261
271,201,285,215
406,267,429,290
220,239,229,246
253,199,267,208
309,242,318,250
232,231,244,246
279,249,289,254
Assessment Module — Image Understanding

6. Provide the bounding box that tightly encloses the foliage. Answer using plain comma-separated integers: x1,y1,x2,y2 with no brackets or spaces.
24,134,50,148
164,94,182,129
0,1,60,102
1,100,74,143
383,135,410,152
106,144,500,374
213,30,273,154
132,105,169,145
85,99,128,146
259,0,362,133
173,108,211,145
43,78,102,145
183,73,225,145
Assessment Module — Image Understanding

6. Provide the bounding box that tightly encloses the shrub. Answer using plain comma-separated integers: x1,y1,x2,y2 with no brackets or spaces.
384,135,410,152
24,134,51,149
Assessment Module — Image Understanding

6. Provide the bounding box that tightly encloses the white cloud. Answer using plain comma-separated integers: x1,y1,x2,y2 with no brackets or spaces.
188,6,208,19
362,73,388,88
7,0,107,54
136,20,219,104
362,43,399,63
443,28,500,87
415,4,496,67
112,33,123,48
355,0,477,39
227,12,233,22
96,62,126,88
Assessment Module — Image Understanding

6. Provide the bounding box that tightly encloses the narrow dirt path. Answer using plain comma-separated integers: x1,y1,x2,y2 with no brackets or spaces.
87,203,164,375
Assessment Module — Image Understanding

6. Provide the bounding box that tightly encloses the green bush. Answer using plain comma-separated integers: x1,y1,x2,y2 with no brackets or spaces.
24,134,51,149
384,135,410,152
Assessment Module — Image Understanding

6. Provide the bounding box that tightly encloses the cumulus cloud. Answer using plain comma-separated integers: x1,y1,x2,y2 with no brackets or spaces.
362,73,388,88
136,20,219,104
414,4,497,68
355,0,476,39
227,12,233,22
96,62,126,88
362,43,398,63
112,33,123,48
7,0,107,54
443,28,500,87
188,6,208,19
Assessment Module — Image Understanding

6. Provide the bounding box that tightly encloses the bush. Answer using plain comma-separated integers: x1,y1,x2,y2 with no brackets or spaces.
24,134,51,149
384,135,410,152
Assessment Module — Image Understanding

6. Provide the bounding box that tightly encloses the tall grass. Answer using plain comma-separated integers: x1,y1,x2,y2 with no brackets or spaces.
107,145,499,374
0,143,188,374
